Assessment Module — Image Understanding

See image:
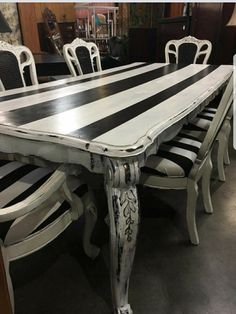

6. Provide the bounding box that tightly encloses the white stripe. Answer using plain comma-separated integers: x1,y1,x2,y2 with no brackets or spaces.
0,168,51,208
145,155,185,177
0,161,25,179
21,65,206,134
94,65,231,147
199,112,215,118
0,63,165,112
0,62,144,97
160,144,197,161
174,136,202,148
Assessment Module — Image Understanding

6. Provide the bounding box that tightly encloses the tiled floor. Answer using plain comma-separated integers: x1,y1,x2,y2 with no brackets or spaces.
13,139,236,314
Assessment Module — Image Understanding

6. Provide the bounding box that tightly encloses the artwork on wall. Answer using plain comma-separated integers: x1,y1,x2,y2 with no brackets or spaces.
0,3,22,45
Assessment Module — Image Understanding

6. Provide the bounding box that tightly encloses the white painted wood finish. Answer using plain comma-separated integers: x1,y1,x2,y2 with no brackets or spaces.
0,41,38,90
141,76,233,245
0,63,233,314
0,163,99,313
165,36,212,64
63,38,102,76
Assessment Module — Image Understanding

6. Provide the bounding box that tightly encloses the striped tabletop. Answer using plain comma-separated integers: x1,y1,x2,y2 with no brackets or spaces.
0,62,232,157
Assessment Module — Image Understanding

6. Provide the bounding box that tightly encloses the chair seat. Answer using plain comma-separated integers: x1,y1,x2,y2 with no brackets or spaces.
0,160,87,241
183,107,217,132
142,133,202,178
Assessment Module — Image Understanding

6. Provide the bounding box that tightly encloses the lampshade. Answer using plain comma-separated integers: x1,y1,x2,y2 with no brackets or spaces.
0,10,12,33
227,4,236,26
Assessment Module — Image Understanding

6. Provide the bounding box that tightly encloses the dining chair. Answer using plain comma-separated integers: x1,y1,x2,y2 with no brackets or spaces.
140,75,233,245
0,158,99,314
165,36,212,64
63,38,102,77
0,41,38,91
182,102,233,181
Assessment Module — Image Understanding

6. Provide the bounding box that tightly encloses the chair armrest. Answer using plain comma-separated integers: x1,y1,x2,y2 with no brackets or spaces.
0,165,67,222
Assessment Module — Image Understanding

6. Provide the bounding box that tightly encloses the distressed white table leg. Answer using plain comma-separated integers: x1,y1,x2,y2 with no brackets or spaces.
105,159,140,314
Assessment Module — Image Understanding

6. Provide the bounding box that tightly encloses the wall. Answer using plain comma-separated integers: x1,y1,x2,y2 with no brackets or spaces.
0,3,22,45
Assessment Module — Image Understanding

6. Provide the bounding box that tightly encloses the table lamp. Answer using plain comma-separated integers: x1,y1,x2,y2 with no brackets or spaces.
0,10,12,33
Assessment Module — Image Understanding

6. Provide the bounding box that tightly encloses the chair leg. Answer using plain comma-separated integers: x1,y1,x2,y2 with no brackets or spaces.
224,145,230,166
223,121,231,166
202,155,213,214
186,180,199,245
217,132,227,182
0,243,14,314
82,189,100,259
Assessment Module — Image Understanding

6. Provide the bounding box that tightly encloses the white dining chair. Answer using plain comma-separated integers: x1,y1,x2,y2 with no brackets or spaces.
165,36,212,64
0,41,38,91
141,75,233,245
0,159,99,313
182,102,232,182
63,38,102,77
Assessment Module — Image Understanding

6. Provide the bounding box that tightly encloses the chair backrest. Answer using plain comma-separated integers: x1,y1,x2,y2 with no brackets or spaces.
63,38,102,77
0,41,38,91
194,75,233,166
165,36,212,64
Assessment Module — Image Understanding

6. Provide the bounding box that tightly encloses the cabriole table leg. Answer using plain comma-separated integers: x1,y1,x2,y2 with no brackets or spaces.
105,159,140,314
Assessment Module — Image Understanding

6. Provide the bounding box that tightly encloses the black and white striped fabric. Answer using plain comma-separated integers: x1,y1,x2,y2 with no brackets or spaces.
142,133,202,178
0,63,232,155
183,107,217,132
0,160,88,241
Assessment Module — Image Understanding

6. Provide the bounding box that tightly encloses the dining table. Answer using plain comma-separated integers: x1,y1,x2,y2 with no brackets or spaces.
0,62,232,314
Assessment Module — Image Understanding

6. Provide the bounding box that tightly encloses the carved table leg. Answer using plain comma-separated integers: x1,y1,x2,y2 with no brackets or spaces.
105,159,140,314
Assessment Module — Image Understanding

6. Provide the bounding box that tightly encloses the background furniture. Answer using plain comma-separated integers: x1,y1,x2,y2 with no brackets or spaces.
74,5,118,55
33,53,70,77
129,3,236,65
42,7,64,54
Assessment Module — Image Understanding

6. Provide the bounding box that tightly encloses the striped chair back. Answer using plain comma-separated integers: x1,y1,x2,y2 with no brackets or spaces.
0,41,38,91
195,75,233,164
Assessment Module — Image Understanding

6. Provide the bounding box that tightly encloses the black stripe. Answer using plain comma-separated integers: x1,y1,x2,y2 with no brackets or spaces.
197,114,213,121
0,63,148,102
0,160,11,167
0,64,185,126
164,140,200,154
141,166,166,177
71,65,219,140
183,123,207,132
157,150,194,176
203,108,216,113
0,164,38,192
178,133,204,142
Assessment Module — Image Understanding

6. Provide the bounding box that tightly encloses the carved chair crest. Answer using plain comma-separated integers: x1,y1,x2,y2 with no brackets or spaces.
42,7,64,55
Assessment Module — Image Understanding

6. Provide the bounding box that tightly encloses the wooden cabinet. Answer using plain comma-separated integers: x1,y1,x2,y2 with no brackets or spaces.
156,16,191,62
129,28,158,62
191,3,236,64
